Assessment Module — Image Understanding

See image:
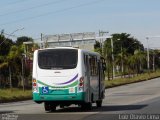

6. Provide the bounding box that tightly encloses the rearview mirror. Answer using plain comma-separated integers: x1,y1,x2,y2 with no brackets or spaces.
102,63,106,71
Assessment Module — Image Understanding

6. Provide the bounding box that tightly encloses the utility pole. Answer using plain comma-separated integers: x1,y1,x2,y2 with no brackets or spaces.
41,33,43,49
146,37,150,73
97,30,112,80
99,30,109,55
120,44,124,76
99,30,115,79
153,50,155,71
22,56,25,92
111,38,115,79
117,39,124,77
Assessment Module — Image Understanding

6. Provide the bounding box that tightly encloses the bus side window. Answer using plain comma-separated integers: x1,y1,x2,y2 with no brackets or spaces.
89,57,92,75
89,56,98,76
83,54,86,66
95,57,98,75
84,54,88,71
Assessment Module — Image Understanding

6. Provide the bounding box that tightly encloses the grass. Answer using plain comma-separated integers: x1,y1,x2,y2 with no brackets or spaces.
106,70,160,88
0,88,32,103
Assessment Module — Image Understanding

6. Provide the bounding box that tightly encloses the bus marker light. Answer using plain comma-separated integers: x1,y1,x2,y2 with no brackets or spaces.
79,83,83,87
33,83,37,87
33,79,36,83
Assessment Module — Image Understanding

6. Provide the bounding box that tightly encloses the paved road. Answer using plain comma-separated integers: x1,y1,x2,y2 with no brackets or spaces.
0,78,160,120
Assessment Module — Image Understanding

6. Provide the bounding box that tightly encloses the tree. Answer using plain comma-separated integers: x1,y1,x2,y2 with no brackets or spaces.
0,35,35,88
16,36,38,88
133,49,146,74
103,33,145,78
16,36,33,46
0,34,14,88
7,45,22,87
149,49,160,71
94,41,102,54
0,35,13,56
103,38,112,80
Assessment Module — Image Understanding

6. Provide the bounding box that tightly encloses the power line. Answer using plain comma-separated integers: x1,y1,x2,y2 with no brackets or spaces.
0,0,105,26
0,0,32,10
3,33,18,38
0,28,24,46
0,0,66,17
4,0,25,5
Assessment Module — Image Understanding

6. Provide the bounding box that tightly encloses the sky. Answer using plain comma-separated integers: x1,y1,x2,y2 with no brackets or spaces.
0,0,160,48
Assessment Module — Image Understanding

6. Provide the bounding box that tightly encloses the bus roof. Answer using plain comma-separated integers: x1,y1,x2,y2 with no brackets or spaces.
37,47,100,56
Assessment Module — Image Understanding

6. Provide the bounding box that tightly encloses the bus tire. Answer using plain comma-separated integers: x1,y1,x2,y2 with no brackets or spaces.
44,102,51,111
96,100,102,108
50,104,56,112
44,102,56,112
81,102,92,110
87,102,92,110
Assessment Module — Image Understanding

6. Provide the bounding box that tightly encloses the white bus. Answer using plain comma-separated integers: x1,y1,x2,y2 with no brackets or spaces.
32,47,106,111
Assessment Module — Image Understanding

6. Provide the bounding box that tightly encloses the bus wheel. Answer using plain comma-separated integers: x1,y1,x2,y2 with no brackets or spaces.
87,102,92,110
50,104,56,112
81,102,92,110
96,100,102,108
44,102,56,112
44,102,51,111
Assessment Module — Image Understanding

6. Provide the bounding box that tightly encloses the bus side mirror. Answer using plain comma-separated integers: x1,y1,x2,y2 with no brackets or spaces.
101,57,106,71
102,63,106,71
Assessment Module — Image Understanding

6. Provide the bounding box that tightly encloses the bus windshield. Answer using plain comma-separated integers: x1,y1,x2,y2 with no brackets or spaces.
38,49,78,69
